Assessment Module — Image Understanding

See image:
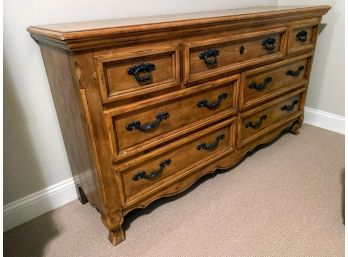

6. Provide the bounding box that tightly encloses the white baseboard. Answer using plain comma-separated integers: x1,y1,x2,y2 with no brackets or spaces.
3,177,77,232
3,106,344,232
304,107,345,134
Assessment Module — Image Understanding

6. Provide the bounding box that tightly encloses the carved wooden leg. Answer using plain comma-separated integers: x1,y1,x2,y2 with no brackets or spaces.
108,225,125,245
290,115,304,135
102,211,125,246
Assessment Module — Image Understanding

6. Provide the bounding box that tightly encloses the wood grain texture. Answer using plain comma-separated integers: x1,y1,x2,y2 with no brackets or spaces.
240,90,304,142
108,81,236,156
184,27,287,83
121,119,234,204
95,44,180,102
27,6,329,39
39,45,100,210
29,6,329,245
287,19,319,55
27,6,329,51
240,53,312,110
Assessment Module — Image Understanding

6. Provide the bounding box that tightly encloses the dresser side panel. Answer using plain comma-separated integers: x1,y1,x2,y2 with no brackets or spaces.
39,44,100,210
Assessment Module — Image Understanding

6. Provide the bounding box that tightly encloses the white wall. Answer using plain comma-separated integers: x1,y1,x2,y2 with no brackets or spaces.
3,0,278,204
278,0,345,116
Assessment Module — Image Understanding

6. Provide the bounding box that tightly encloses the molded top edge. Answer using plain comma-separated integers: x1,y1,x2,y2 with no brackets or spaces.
27,5,330,41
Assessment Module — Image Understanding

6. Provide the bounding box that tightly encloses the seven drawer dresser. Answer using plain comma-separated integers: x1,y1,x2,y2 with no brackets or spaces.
28,5,330,245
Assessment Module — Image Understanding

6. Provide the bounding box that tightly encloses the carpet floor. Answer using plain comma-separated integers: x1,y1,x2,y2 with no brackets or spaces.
4,124,345,257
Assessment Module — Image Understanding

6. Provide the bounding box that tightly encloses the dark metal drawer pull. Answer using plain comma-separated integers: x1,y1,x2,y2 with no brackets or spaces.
132,159,171,181
296,30,308,42
281,100,299,112
262,37,276,52
197,93,228,110
245,114,267,129
126,112,169,132
248,77,273,91
286,65,305,77
197,134,225,151
199,49,220,65
128,63,156,83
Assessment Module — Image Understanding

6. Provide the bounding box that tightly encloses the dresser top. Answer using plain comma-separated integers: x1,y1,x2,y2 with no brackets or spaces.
28,5,330,41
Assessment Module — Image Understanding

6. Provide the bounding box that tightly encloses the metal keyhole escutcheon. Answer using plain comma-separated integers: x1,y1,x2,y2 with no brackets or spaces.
240,45,245,55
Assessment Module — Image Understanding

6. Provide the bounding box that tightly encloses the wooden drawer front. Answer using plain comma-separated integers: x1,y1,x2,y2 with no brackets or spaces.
95,45,180,103
240,89,304,143
288,22,318,54
106,79,237,157
183,27,287,83
119,120,234,202
240,55,311,110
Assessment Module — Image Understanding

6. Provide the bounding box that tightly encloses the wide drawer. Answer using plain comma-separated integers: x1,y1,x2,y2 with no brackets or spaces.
287,20,319,55
239,88,305,146
104,75,238,158
240,54,312,110
118,119,235,204
95,44,180,103
183,27,287,84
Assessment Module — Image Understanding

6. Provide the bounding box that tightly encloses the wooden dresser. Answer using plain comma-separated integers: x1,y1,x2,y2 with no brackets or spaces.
28,5,330,245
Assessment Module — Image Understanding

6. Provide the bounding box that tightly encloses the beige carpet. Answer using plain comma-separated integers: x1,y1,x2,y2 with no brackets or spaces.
4,124,345,257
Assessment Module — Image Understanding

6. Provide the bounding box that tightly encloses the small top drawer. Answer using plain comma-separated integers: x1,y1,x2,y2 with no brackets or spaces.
183,27,287,84
95,44,180,103
287,21,319,54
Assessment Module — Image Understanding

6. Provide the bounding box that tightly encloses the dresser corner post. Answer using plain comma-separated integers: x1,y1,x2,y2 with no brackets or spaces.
70,51,127,245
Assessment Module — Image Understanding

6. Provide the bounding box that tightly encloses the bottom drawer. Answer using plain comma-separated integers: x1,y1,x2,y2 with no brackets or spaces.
239,88,305,146
119,119,235,203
